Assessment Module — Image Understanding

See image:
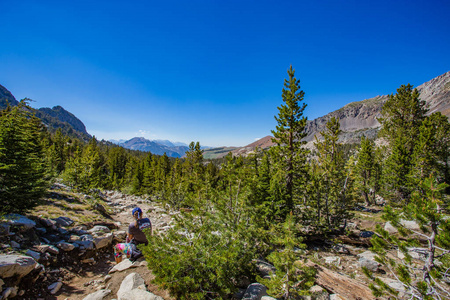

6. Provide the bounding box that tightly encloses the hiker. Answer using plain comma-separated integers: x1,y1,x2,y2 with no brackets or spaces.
113,207,152,263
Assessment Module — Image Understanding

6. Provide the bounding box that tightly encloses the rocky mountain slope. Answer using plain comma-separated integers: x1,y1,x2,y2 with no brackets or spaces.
0,84,91,141
206,71,450,158
304,70,450,144
116,137,189,158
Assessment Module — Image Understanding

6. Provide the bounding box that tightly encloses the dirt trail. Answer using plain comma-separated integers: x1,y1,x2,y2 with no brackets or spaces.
55,192,174,300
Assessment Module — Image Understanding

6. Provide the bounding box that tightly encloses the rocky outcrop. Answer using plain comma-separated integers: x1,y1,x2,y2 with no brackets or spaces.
305,71,450,144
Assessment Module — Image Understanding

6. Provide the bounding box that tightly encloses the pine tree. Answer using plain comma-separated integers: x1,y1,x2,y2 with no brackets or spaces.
355,136,376,205
258,213,316,299
271,65,308,216
309,117,353,232
0,99,49,213
379,84,427,202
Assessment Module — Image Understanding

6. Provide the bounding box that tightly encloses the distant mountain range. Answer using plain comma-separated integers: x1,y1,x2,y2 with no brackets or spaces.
0,84,91,141
2,70,449,159
111,137,190,158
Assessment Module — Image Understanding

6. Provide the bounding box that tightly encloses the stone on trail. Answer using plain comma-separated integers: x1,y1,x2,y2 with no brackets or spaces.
117,272,147,300
26,249,41,260
120,289,164,300
109,259,137,274
82,289,112,300
0,254,37,278
57,241,76,251
384,221,398,234
48,281,63,295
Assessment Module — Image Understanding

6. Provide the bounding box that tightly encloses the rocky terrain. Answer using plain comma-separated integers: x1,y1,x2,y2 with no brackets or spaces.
1,183,438,299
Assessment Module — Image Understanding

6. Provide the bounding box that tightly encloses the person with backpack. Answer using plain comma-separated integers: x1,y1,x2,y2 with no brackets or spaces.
113,207,152,263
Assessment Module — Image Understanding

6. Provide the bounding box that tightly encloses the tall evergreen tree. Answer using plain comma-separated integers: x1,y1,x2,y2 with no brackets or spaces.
271,65,308,216
355,136,376,205
379,84,427,201
0,99,49,213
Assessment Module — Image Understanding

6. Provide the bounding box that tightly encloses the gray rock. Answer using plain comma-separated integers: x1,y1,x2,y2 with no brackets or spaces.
255,259,276,277
83,289,112,300
242,283,267,300
358,257,379,272
82,258,96,264
10,241,20,249
397,247,428,261
2,286,18,299
47,245,60,254
75,240,94,250
400,220,420,231
113,230,127,241
57,241,76,251
330,294,346,300
94,233,113,249
260,297,277,300
325,256,340,265
384,221,398,234
88,226,111,235
0,224,10,236
4,214,36,230
117,272,146,299
35,227,47,234
120,289,163,300
26,249,41,260
357,250,377,261
41,218,58,228
48,281,63,294
308,285,329,300
0,254,37,278
109,259,136,274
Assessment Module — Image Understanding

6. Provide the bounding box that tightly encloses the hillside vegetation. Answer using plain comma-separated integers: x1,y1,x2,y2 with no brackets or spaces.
1,69,450,299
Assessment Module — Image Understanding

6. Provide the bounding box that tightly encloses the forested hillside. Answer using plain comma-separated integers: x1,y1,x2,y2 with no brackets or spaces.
1,69,450,299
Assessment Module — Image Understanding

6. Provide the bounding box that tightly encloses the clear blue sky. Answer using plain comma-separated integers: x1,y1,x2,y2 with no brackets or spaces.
1,0,449,147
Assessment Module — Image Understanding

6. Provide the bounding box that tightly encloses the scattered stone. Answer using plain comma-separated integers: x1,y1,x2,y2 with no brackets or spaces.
0,224,10,236
117,272,146,299
0,254,37,278
330,294,346,300
69,235,81,242
307,285,329,300
57,241,76,251
10,240,20,249
48,281,63,295
4,214,36,230
113,230,127,241
41,218,58,228
242,283,267,300
82,258,96,264
109,259,136,273
397,247,428,261
325,256,340,265
2,286,18,299
119,289,163,300
359,231,375,238
88,226,111,235
57,227,70,235
47,245,60,255
261,297,277,300
94,203,108,215
254,259,276,277
104,275,112,282
35,227,47,234
26,249,41,260
358,257,379,272
400,220,420,231
82,289,112,300
94,233,113,249
75,239,95,250
384,221,398,234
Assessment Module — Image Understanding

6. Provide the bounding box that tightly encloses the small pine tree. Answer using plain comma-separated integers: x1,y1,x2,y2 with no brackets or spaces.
258,213,316,299
367,177,450,299
355,136,376,205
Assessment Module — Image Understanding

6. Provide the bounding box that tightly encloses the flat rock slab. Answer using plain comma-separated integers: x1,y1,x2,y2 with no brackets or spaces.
119,289,164,300
117,272,146,299
0,254,37,279
82,289,112,300
3,214,36,230
109,259,138,273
